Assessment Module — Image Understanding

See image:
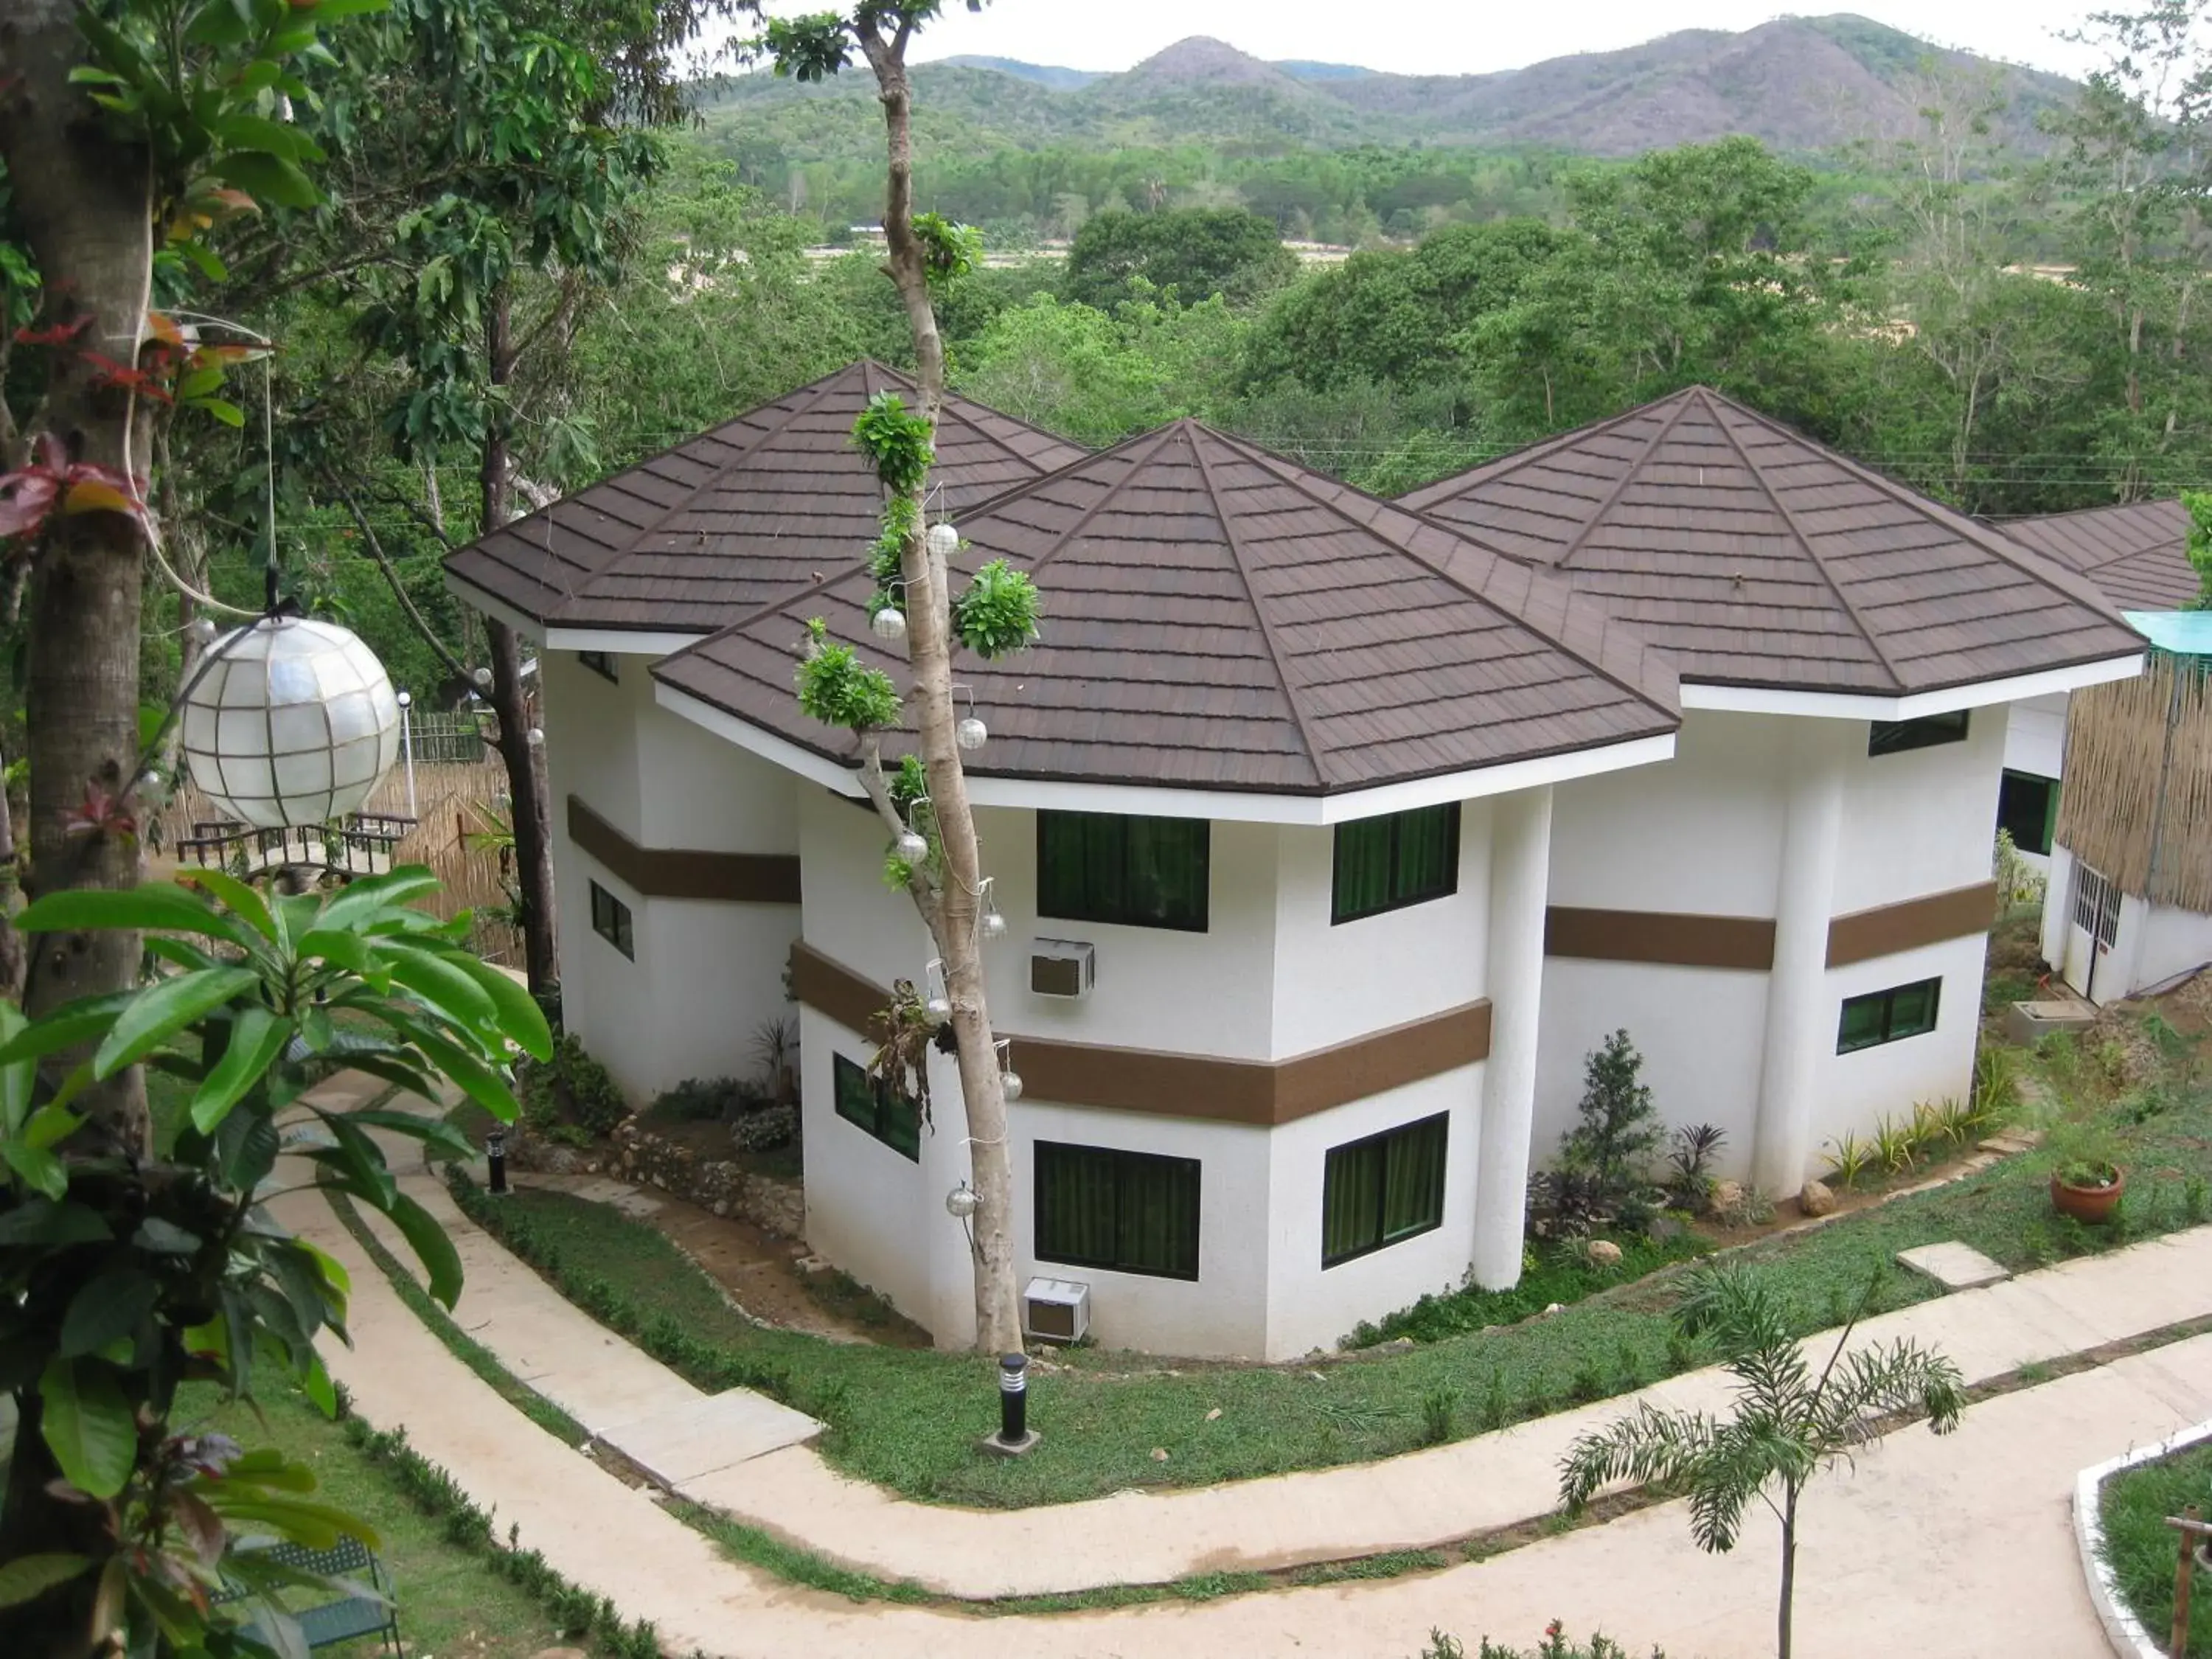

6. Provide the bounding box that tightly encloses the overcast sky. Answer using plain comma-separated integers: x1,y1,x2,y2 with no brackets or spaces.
762,1,2108,80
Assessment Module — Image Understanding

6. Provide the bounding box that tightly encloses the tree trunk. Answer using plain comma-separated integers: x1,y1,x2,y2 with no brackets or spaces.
1,0,152,1150
860,25,1023,1355
1777,1489,1798,1659
478,290,557,995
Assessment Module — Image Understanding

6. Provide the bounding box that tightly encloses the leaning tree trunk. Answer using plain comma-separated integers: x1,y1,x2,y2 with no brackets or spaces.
1,1,153,1150
860,28,1022,1355
1777,1491,1798,1659
478,291,557,995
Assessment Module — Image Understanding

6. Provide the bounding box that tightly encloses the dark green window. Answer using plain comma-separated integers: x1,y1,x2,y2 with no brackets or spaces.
1037,812,1209,932
832,1053,920,1161
588,880,633,960
1034,1141,1200,1280
1322,1113,1449,1267
1332,803,1461,924
577,650,619,683
1997,769,2060,857
1868,709,1969,757
1837,978,1942,1054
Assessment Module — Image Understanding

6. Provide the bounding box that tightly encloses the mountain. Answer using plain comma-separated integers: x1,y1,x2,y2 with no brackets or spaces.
933,55,1099,91
709,15,2077,161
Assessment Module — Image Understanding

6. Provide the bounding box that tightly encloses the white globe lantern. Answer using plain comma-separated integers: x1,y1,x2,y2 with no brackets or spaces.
870,606,908,644
955,716,987,751
1001,1069,1023,1102
181,616,401,829
926,521,959,559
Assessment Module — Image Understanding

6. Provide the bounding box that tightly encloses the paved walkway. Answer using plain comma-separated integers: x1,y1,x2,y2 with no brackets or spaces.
294,1085,2212,1600
275,1152,2212,1657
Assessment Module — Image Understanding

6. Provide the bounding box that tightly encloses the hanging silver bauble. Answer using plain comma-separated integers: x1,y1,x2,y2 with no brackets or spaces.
980,908,1008,942
945,1183,979,1219
181,615,400,830
926,521,960,559
895,828,928,863
925,993,952,1020
471,666,493,689
1001,1070,1023,1102
956,716,987,751
870,607,908,644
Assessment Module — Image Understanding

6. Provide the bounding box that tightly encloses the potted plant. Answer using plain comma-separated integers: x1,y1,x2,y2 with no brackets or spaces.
2046,1120,2126,1223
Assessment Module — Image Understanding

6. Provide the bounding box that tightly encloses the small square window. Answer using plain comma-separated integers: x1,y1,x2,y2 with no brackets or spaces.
1837,977,1941,1054
1321,1113,1449,1267
1997,770,2059,857
1034,1141,1200,1279
832,1053,919,1161
1037,812,1210,931
1332,804,1461,924
588,880,633,960
578,650,619,684
1868,709,1969,756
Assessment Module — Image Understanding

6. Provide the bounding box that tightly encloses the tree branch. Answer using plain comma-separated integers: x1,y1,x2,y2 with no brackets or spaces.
334,486,470,681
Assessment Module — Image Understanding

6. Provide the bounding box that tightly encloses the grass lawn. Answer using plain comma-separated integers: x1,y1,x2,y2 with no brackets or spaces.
445,913,2212,1512
2100,1439,2212,1656
177,1382,566,1659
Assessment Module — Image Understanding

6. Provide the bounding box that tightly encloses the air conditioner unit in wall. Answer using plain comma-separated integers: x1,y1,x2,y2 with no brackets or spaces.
1023,1277,1091,1343
1029,938,1096,999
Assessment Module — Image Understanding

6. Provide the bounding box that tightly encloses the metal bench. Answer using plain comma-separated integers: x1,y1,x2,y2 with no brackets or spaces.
219,1536,401,1655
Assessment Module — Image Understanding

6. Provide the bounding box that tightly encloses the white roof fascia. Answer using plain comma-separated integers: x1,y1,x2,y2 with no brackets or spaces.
546,627,707,659
443,571,712,660
654,681,866,798
443,571,546,645
1678,653,2145,720
654,675,1676,824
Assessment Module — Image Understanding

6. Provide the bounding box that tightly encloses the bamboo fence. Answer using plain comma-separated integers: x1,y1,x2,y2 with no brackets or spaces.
153,754,524,968
2055,652,2212,911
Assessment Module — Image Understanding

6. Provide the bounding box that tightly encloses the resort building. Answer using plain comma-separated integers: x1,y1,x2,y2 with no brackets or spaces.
447,370,2142,1359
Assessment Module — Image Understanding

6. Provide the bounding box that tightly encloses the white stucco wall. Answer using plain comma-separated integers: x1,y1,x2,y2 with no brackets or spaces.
1271,804,1492,1054
1262,1068,1483,1358
1810,934,1985,1161
797,1004,936,1321
1832,701,2007,914
2116,897,2212,998
1548,710,1787,914
2004,692,2069,785
546,650,803,1103
797,788,936,992
1534,957,1773,1180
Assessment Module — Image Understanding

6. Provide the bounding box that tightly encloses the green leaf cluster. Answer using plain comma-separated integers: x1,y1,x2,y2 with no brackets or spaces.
851,390,936,493
794,616,901,731
950,557,1038,658
910,211,984,288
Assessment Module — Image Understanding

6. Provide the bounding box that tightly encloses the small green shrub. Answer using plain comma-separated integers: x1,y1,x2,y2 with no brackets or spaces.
731,1104,798,1152
1824,1131,1874,1189
647,1076,755,1124
1422,1624,1664,1658
1420,1383,1458,1447
521,1033,630,1140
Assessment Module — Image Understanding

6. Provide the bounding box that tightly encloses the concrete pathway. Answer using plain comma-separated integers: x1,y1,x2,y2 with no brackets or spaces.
299,1098,2212,1599
280,1158,2212,1658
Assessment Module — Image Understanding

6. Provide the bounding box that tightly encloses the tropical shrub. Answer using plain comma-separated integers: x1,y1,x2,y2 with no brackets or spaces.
0,866,549,1652
521,1032,628,1139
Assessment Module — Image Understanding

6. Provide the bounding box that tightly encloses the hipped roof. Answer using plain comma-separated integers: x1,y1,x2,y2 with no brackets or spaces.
1398,386,2145,696
1995,498,2200,614
443,360,1086,634
654,420,1678,798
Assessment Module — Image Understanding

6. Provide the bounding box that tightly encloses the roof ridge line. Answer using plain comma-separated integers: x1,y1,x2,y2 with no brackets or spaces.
568,366,855,610
1188,428,1335,792
910,417,1186,531
1206,427,1676,720
1398,394,1691,511
1698,385,2134,626
938,384,1087,476
1552,393,1699,571
1696,389,1908,694
1016,424,1185,583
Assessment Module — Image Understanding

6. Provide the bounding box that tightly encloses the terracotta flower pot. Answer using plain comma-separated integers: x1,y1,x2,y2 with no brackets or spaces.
2051,1166,2127,1224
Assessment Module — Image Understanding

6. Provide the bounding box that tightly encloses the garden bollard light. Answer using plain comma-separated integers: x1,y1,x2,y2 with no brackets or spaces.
487,1128,509,1196
998,1352,1028,1445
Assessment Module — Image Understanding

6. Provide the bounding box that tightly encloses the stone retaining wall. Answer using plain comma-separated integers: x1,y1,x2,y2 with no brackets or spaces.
610,1120,806,1239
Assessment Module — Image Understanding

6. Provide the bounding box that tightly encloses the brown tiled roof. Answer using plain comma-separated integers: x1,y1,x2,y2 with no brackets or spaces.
1397,386,2144,696
1994,498,2199,613
442,360,1086,633
653,420,1678,797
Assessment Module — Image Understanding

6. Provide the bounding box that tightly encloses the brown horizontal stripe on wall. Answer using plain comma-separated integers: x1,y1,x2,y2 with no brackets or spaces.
1545,905,1776,970
787,941,1490,1127
568,796,801,904
1826,879,1999,969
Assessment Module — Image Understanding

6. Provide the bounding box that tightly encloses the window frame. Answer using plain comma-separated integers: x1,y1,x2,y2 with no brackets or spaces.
577,650,619,684
1836,977,1942,1054
1868,709,1969,757
1035,811,1211,933
1033,1140,1202,1281
1321,1112,1450,1267
1997,768,2060,858
830,1052,920,1162
1331,802,1462,925
588,880,633,960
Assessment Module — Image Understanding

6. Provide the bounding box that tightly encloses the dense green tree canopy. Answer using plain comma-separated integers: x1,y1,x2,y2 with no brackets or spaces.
1060,206,1298,310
